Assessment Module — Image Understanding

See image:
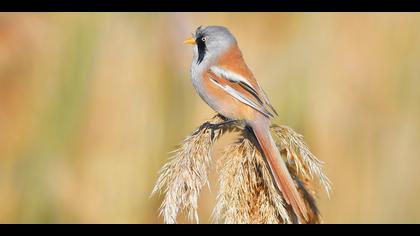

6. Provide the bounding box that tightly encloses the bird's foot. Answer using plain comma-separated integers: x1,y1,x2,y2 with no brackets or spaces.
197,119,237,139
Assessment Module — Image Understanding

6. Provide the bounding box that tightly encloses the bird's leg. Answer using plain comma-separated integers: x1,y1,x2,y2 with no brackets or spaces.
208,119,237,130
196,117,238,139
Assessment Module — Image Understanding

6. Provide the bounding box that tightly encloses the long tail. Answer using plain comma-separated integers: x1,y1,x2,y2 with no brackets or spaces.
248,118,308,222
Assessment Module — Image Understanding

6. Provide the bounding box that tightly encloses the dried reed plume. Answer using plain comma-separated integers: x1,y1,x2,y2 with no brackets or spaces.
152,114,330,224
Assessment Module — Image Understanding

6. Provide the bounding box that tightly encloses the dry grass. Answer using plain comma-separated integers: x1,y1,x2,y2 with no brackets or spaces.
152,114,330,224
213,133,291,224
151,115,239,223
271,125,332,198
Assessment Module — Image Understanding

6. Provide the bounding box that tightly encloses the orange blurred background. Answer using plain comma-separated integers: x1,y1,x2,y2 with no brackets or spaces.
1,13,420,223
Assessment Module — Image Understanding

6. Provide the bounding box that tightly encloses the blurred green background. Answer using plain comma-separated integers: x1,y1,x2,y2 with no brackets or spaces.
0,13,420,223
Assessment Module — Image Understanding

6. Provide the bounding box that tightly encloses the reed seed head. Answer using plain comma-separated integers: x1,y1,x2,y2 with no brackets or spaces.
152,115,330,224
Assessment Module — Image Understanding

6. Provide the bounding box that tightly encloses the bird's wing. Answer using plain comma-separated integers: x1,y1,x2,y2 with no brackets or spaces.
256,80,279,116
209,66,277,117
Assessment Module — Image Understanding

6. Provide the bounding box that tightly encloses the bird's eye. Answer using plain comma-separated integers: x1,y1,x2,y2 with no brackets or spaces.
201,36,207,42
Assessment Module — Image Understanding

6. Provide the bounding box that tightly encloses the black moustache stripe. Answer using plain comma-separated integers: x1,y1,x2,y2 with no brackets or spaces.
196,37,206,65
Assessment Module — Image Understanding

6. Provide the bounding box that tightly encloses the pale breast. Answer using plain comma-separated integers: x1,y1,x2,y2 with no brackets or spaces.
191,68,222,113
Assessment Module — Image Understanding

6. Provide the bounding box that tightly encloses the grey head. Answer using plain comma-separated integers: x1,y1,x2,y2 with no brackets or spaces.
191,26,237,66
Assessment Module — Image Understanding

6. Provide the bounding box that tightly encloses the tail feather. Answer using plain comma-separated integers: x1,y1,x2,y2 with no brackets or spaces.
249,119,308,222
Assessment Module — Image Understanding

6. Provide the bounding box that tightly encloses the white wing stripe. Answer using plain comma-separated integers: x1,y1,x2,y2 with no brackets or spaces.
209,77,271,117
210,66,255,90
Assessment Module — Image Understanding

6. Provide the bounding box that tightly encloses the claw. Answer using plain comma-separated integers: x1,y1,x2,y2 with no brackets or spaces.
194,119,238,139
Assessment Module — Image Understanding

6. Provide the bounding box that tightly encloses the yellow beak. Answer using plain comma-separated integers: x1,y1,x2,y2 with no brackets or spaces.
183,37,196,45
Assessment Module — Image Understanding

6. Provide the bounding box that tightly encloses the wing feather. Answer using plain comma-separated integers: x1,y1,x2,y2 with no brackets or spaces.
208,76,272,118
256,81,279,116
210,66,277,117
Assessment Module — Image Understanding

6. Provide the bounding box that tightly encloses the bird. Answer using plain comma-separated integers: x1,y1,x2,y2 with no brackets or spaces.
184,25,308,222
